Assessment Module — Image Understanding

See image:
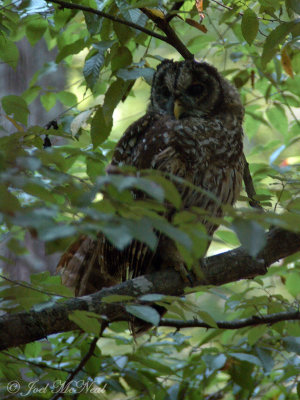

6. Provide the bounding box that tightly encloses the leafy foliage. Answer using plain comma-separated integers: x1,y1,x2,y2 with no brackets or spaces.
0,0,299,399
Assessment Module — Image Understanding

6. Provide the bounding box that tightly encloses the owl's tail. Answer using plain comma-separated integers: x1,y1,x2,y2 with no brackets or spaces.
56,236,116,296
57,236,164,335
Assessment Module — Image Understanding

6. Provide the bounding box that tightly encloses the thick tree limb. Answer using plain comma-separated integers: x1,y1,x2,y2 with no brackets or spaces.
0,227,300,351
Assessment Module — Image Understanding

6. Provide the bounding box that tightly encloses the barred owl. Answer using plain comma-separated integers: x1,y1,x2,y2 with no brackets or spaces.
57,59,244,316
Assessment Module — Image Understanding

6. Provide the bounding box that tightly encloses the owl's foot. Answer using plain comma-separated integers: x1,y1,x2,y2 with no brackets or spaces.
175,262,195,286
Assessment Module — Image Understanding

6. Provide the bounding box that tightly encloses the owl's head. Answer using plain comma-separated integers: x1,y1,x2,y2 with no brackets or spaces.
149,59,243,120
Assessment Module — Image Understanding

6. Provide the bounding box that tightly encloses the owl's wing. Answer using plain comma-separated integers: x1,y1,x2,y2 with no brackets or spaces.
56,113,158,295
133,116,244,235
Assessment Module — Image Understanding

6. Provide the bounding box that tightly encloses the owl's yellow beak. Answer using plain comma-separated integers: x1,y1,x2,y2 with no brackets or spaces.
174,99,184,120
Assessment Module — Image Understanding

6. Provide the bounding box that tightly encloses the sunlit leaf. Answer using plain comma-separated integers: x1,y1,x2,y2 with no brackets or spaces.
69,310,102,335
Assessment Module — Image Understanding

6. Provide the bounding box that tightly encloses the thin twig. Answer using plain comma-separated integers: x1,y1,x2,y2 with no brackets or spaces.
210,0,286,22
2,351,72,373
160,309,300,330
0,274,72,299
50,336,99,400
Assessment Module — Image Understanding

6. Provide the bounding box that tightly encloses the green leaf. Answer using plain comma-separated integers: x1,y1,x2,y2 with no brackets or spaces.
197,311,218,328
0,36,19,69
145,174,181,209
38,224,77,241
230,352,262,366
56,39,85,63
285,271,300,297
57,91,77,107
24,342,42,358
124,218,158,250
248,325,267,345
69,310,101,335
262,21,299,67
216,230,240,246
139,294,165,302
102,295,134,303
117,67,154,84
266,105,288,136
103,79,130,123
101,224,132,249
84,10,103,35
23,86,41,104
90,106,113,148
241,9,259,45
40,92,56,112
125,304,160,325
286,0,300,14
152,218,192,251
255,347,274,372
113,22,134,45
83,41,115,88
111,46,132,72
25,16,48,46
131,355,174,374
282,337,300,354
232,219,266,257
2,95,29,125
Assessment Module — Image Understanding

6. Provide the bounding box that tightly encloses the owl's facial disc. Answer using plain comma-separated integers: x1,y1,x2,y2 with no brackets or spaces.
149,59,223,118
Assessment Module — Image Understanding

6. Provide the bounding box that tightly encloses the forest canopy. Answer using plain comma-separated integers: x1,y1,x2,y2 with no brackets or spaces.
0,1,300,399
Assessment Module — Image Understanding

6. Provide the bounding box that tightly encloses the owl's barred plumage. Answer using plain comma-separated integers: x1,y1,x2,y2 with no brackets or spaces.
57,60,244,320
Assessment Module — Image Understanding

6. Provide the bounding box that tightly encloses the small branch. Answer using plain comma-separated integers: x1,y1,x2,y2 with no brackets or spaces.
0,274,72,299
2,351,71,373
50,336,99,400
165,1,185,22
242,154,264,210
210,0,286,22
160,310,300,330
45,0,167,42
140,8,194,59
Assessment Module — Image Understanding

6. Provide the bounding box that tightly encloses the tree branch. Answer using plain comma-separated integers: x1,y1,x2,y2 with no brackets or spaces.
140,7,194,59
0,227,299,351
45,0,167,42
160,310,300,330
46,0,194,59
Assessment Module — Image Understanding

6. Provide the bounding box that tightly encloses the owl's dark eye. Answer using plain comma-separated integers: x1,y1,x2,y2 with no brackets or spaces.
187,83,205,96
160,85,170,97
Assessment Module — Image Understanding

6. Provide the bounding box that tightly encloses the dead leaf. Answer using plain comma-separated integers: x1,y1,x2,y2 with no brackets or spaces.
195,0,205,21
281,47,294,78
185,18,207,33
